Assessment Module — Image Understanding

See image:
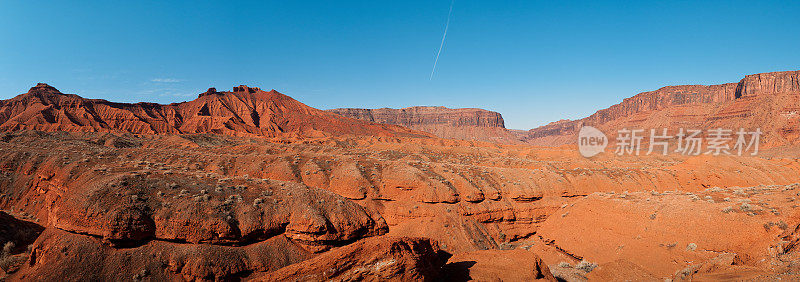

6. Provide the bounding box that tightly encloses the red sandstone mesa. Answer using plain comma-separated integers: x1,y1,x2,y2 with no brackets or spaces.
328,106,525,143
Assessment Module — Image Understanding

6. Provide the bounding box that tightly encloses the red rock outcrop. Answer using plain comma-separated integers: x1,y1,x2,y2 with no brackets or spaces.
0,83,428,139
328,106,524,143
17,227,312,281
526,70,800,146
254,236,445,281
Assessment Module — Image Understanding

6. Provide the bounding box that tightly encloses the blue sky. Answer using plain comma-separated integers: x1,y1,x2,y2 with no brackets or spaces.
1,1,798,129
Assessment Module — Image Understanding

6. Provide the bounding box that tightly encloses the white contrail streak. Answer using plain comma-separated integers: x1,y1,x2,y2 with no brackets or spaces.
430,0,454,80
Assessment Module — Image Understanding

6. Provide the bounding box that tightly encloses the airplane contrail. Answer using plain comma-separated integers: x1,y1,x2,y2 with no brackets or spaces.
429,0,455,80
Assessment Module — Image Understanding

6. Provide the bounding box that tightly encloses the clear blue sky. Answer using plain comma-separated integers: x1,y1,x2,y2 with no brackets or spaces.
1,1,798,129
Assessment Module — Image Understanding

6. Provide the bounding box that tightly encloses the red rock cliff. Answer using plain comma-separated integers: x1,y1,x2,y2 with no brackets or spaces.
526,70,800,146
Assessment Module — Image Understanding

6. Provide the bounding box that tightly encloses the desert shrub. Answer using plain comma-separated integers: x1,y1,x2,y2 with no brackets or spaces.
0,241,21,273
558,262,572,268
676,266,697,279
575,260,598,272
1,241,14,257
686,242,697,251
764,221,790,231
0,254,24,273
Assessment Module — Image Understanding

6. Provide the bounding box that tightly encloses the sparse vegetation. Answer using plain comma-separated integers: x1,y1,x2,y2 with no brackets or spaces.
0,241,24,273
575,260,597,272
764,221,789,231
1,241,15,257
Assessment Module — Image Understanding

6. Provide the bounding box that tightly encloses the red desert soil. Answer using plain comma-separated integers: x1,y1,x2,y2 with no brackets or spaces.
1,74,800,280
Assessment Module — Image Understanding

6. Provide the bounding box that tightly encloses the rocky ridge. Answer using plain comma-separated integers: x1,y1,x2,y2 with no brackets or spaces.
0,84,426,139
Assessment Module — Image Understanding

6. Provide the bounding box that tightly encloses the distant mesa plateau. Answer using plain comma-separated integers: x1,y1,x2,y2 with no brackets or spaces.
327,106,526,144
2,70,800,281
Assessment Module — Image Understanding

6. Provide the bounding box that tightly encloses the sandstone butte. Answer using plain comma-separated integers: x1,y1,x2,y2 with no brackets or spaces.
0,70,800,281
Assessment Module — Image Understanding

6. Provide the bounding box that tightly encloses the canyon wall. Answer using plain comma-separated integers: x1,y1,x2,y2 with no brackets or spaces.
526,70,800,146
